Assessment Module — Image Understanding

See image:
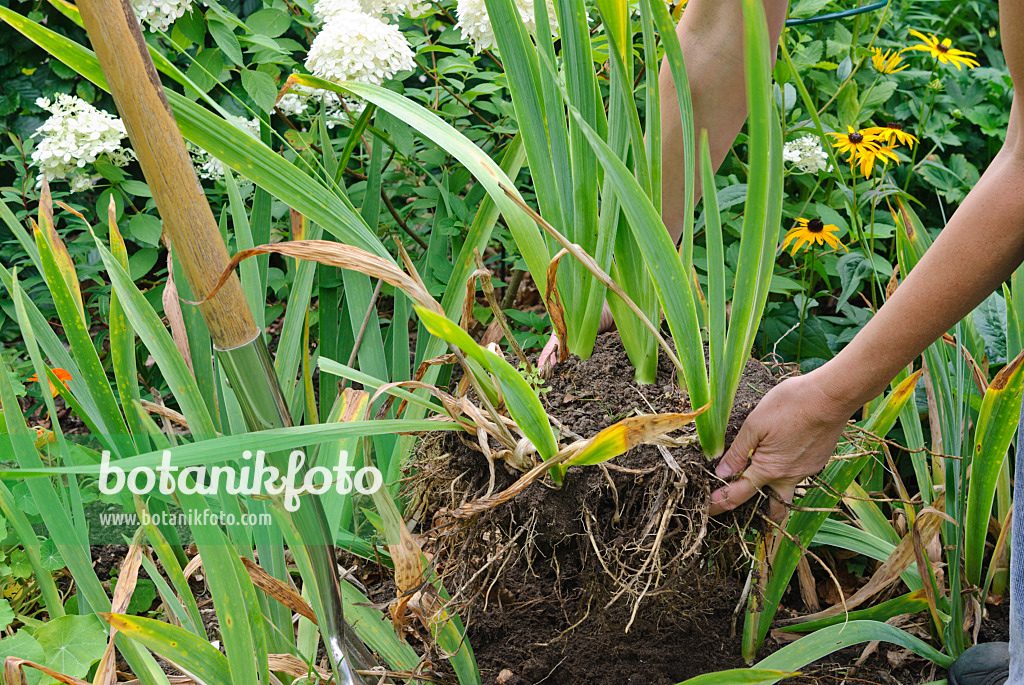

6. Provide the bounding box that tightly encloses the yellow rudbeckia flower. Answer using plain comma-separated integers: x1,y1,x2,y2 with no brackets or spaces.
782,218,847,255
906,29,980,70
871,47,909,74
826,126,882,168
863,122,919,149
856,145,900,178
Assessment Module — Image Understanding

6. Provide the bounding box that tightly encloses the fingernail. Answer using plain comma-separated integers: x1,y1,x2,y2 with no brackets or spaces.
715,461,733,478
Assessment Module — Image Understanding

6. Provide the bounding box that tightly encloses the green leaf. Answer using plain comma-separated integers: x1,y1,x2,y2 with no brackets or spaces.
0,631,45,685
674,670,795,685
208,19,242,65
127,579,158,615
415,307,558,461
778,590,932,634
246,8,291,37
965,350,1024,586
38,539,65,572
185,48,224,93
0,599,15,631
35,614,108,681
103,614,230,683
128,214,163,247
756,620,953,672
240,68,277,113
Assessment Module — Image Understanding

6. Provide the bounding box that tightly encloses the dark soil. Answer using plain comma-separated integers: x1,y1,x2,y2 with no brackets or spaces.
408,333,779,684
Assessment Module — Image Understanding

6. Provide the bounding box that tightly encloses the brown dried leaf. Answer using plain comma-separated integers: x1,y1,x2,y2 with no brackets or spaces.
186,241,442,316
94,537,144,685
545,249,570,365
268,654,331,683
139,400,189,429
6,657,89,685
163,250,194,375
239,557,318,625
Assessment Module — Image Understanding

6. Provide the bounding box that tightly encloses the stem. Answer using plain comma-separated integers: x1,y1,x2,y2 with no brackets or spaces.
903,61,940,192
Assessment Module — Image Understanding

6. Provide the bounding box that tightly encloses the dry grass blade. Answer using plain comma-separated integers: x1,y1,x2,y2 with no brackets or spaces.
499,184,683,375
268,654,332,683
545,248,570,366
139,400,189,429
912,506,957,633
54,200,88,223
791,496,946,622
162,249,194,375
94,533,145,685
182,554,203,580
239,557,318,625
940,333,988,394
5,657,90,685
438,450,574,523
185,241,442,314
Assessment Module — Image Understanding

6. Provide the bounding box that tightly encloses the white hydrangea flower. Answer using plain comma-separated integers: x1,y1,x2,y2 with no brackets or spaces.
189,117,260,181
275,92,310,118
274,84,365,129
305,11,415,86
456,0,557,53
783,135,831,174
132,0,192,33
314,0,362,22
30,94,134,187
316,0,429,20
69,173,100,192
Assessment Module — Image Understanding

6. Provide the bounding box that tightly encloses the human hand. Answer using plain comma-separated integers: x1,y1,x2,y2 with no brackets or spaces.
538,302,617,373
708,372,853,522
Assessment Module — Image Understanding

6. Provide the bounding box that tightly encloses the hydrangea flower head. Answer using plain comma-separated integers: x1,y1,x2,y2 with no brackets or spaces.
305,11,415,86
314,0,362,22
782,135,830,175
456,0,557,53
30,94,134,190
132,0,193,32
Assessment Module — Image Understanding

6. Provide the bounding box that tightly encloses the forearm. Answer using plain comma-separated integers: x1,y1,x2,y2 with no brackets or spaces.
660,0,788,242
812,137,1024,415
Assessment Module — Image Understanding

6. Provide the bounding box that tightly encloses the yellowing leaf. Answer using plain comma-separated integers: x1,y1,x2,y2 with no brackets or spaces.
567,406,708,466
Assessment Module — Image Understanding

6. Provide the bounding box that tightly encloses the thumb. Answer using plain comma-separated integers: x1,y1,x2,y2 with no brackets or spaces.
716,420,761,479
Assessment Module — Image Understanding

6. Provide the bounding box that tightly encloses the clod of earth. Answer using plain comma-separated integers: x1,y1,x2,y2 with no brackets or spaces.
405,333,778,684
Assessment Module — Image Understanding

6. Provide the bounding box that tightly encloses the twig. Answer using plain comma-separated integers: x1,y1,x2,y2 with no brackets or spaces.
340,279,384,392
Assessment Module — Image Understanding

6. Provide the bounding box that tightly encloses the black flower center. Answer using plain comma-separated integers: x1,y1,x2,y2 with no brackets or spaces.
807,219,825,233
936,43,949,53
886,122,904,130
849,132,864,144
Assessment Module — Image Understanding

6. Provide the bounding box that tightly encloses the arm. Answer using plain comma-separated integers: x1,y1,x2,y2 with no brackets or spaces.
660,0,790,241
711,32,1024,519
540,0,789,368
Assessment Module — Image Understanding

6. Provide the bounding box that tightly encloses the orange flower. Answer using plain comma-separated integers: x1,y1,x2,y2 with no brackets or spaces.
28,368,72,398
